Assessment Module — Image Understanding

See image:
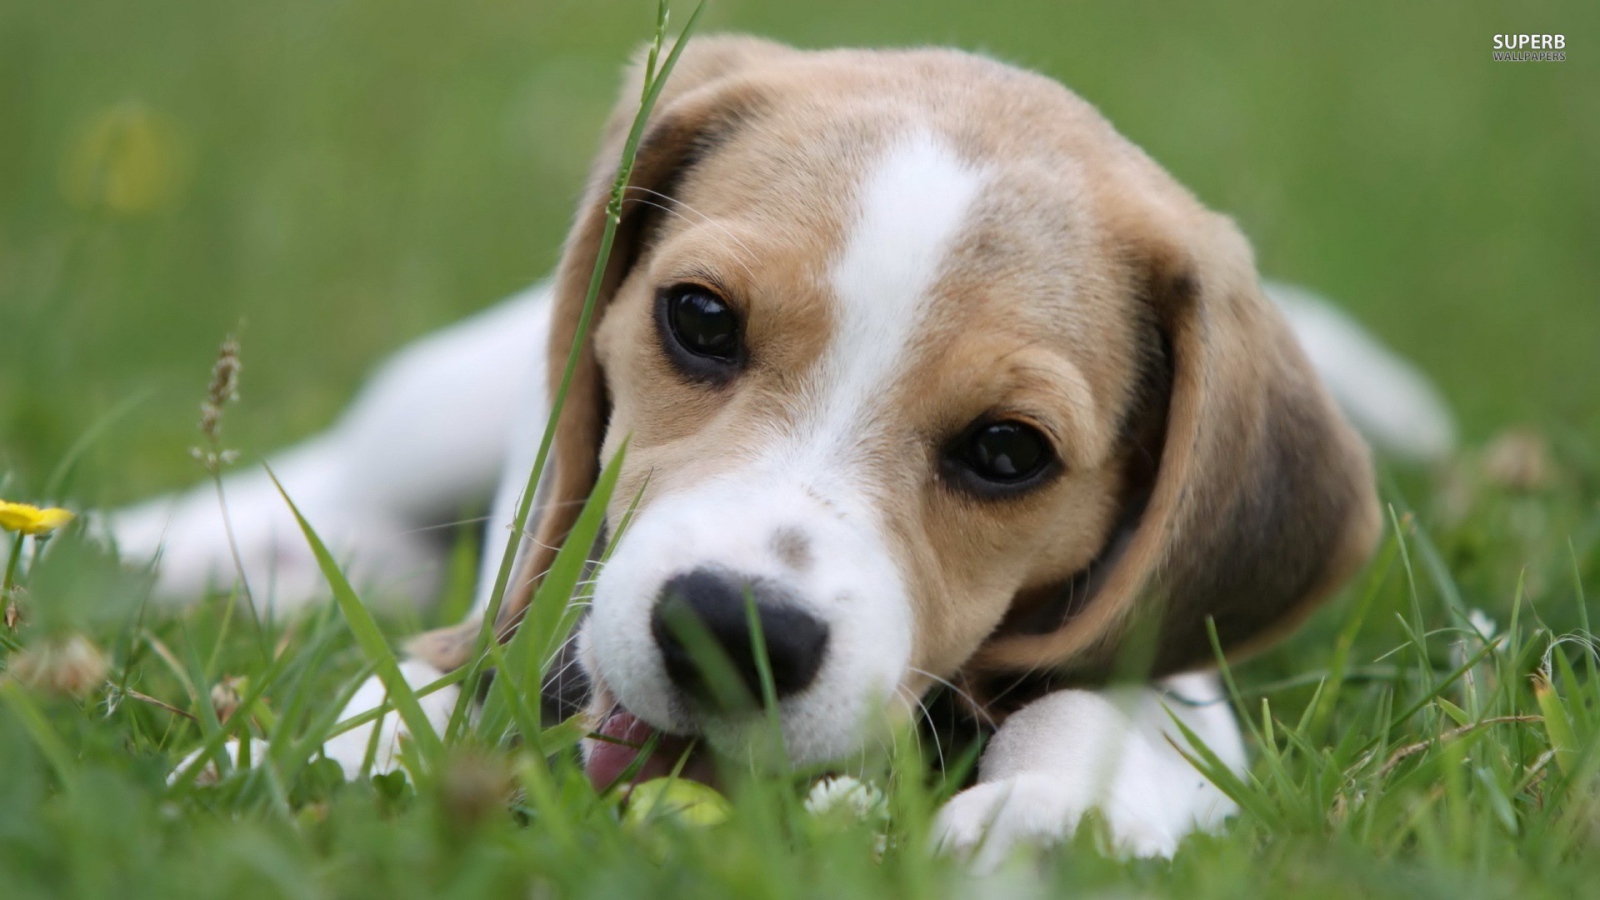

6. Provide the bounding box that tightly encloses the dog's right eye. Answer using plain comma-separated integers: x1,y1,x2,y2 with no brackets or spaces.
657,284,743,381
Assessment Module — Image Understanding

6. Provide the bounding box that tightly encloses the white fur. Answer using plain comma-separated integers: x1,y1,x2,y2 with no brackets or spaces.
583,131,984,765
933,672,1246,868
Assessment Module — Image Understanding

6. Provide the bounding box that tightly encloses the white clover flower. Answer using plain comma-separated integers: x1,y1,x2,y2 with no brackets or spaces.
804,775,888,823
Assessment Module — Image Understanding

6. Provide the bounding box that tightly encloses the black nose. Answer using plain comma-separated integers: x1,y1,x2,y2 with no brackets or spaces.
652,568,829,706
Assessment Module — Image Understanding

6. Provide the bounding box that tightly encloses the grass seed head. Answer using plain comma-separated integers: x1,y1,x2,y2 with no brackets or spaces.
193,334,243,472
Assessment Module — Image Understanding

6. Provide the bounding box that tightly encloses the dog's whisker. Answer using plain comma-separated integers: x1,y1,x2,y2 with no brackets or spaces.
537,630,587,678
509,534,562,554
873,716,900,778
398,515,496,536
896,683,946,775
909,666,997,732
863,733,890,786
542,654,588,693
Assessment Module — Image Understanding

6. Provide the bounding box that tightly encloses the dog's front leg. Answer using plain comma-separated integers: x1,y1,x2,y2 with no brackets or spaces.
932,672,1245,869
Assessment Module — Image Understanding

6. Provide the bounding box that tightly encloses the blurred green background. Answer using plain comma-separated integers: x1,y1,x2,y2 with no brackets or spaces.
2,0,1596,505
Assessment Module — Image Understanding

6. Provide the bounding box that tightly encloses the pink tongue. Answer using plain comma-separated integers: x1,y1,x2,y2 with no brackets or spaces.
584,710,698,790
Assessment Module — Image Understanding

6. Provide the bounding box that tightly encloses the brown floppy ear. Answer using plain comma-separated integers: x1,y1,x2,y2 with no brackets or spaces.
408,35,790,671
976,211,1382,679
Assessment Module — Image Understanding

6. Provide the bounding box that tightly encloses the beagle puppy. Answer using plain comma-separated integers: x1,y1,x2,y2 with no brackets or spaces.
125,36,1459,865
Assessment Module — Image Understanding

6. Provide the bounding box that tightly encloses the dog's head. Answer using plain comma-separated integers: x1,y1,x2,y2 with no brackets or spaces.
430,37,1379,778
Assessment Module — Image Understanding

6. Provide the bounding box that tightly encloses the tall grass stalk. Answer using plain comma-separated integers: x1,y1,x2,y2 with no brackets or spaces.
445,0,708,741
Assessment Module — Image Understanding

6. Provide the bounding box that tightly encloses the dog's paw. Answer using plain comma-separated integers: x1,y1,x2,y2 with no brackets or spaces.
932,773,1178,870
322,661,458,780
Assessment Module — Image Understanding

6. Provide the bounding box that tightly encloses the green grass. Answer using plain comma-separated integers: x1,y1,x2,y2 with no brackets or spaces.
2,452,1598,899
3,0,1600,897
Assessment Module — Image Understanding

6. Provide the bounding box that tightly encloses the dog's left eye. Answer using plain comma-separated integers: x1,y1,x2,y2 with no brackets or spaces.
945,420,1057,494
658,284,743,380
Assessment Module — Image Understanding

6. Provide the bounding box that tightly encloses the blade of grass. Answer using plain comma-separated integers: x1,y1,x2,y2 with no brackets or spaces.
433,523,481,629
277,661,374,784
0,682,77,786
266,466,443,766
321,667,467,743
1308,534,1398,739
481,640,544,749
1385,481,1467,623
1571,538,1598,690
1552,639,1589,732
1348,638,1503,765
476,439,628,745
267,604,344,743
1165,712,1283,829
526,440,629,688
167,639,296,792
449,0,708,738
41,389,153,499
658,602,756,715
1387,505,1436,695
743,590,788,770
1533,673,1578,777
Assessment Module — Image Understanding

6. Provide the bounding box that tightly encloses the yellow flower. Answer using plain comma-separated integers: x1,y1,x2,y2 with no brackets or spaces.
0,501,76,536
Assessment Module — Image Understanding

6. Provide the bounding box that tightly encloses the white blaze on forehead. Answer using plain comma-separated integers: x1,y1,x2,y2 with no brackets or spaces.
791,130,986,468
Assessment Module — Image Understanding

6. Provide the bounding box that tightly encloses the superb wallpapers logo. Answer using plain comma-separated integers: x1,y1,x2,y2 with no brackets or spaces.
1493,34,1567,61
